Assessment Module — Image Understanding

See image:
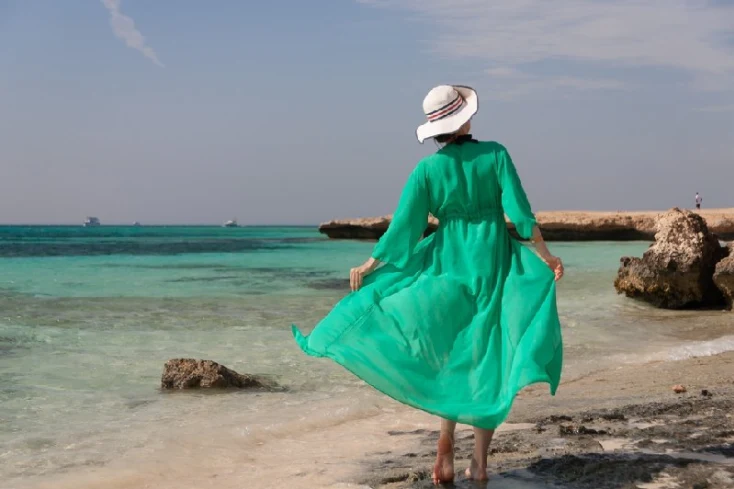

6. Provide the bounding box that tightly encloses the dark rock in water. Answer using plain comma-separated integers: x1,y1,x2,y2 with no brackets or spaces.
713,243,734,310
161,358,277,390
614,208,728,309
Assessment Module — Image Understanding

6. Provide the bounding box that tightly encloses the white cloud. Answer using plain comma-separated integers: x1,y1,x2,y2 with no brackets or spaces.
101,0,163,67
552,76,626,91
360,0,734,93
485,66,521,78
480,73,628,100
484,66,627,98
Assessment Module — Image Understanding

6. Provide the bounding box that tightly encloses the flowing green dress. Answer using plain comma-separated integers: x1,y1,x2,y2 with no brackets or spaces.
292,139,563,429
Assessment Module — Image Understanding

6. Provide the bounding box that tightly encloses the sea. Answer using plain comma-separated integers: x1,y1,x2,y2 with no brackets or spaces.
1,225,733,489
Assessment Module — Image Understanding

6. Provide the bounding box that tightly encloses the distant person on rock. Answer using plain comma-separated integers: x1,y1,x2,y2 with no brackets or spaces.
695,192,702,210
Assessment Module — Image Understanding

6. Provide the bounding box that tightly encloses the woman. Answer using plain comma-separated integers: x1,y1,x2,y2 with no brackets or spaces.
293,85,564,484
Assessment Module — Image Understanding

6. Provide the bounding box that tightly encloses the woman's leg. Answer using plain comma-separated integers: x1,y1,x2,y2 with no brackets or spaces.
432,419,456,484
465,427,494,481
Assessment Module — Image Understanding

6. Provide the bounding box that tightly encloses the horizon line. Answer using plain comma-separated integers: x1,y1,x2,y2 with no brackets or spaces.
0,223,321,227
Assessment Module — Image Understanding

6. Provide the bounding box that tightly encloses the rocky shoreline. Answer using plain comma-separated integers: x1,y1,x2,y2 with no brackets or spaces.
318,209,734,241
355,352,734,489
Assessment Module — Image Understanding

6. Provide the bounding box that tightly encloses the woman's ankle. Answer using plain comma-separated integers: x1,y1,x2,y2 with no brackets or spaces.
437,433,454,454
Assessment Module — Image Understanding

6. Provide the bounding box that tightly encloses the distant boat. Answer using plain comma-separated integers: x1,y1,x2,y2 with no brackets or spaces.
132,221,142,227
84,217,101,227
223,219,238,228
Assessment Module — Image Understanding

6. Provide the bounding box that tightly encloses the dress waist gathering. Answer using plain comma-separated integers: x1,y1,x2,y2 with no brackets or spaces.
436,208,504,224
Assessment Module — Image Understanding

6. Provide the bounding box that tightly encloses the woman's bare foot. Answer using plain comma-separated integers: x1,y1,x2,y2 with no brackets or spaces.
464,457,488,481
431,434,455,485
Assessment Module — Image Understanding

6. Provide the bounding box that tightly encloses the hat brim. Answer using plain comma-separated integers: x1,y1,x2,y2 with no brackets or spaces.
416,86,478,144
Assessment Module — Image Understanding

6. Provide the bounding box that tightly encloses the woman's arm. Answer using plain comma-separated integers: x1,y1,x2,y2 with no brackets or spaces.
371,165,430,267
530,226,552,260
530,226,564,281
350,257,381,291
350,164,429,292
496,147,564,281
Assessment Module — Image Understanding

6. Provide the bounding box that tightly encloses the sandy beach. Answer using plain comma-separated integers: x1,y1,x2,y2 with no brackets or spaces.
17,339,733,489
350,352,734,489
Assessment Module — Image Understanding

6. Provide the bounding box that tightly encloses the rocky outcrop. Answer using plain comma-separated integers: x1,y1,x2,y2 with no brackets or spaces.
318,215,439,240
319,209,734,241
161,359,277,390
713,243,734,310
614,208,728,309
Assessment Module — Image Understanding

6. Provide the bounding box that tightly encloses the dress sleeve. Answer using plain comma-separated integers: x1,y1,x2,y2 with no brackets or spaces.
497,147,537,240
371,165,430,268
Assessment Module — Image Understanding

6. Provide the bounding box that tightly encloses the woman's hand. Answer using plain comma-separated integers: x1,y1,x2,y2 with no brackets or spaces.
350,258,379,291
544,255,564,282
530,227,564,282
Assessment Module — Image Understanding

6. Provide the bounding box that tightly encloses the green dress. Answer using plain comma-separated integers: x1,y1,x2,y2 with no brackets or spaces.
292,139,563,429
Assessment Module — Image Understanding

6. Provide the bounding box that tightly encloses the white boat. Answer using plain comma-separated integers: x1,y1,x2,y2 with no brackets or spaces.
223,219,238,228
132,221,142,227
84,217,101,227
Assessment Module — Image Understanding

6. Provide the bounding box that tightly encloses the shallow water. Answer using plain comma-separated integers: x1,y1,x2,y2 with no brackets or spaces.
0,226,731,488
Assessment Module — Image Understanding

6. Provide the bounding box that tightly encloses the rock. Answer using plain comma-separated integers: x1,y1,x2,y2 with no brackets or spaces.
547,414,574,423
161,358,276,390
327,485,374,489
614,208,728,309
318,215,438,240
530,212,656,241
673,384,687,394
559,425,609,436
713,243,734,310
318,209,734,241
710,469,734,487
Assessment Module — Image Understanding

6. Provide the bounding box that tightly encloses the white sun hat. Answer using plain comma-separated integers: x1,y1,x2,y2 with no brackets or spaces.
416,85,478,144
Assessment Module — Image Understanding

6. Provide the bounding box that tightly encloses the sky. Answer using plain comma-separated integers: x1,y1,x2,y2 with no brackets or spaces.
1,0,733,225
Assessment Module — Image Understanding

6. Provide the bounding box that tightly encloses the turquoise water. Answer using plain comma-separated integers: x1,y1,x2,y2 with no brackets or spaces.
1,226,732,489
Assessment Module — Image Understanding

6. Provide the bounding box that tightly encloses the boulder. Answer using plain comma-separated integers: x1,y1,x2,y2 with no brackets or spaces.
161,358,277,390
713,243,734,310
614,208,728,309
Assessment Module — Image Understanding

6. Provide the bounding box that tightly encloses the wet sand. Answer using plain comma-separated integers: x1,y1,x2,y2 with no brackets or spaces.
354,352,734,489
